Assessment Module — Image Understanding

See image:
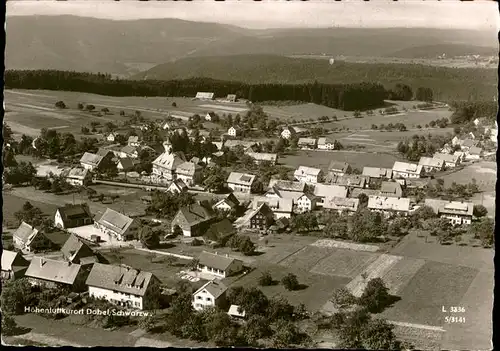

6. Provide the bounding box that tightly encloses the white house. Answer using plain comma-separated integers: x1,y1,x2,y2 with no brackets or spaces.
86,263,161,310
64,167,92,186
227,172,256,193
323,197,359,214
192,280,228,311
253,197,294,219
425,199,474,225
313,184,349,207
295,193,317,213
128,136,140,147
392,161,423,178
328,161,352,177
197,251,244,278
205,112,216,121
465,146,483,160
294,166,323,184
367,196,412,216
152,152,186,182
246,152,278,165
106,132,118,142
13,222,51,253
168,179,188,194
317,137,337,150
432,153,461,169
195,92,215,100
227,126,242,138
298,138,317,150
280,126,296,140
213,193,240,212
418,157,445,173
54,204,93,229
94,208,139,241
176,161,201,186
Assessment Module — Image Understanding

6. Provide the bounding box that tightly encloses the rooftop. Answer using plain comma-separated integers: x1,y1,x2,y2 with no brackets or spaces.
392,161,422,174
96,208,134,235
367,196,411,212
26,257,83,285
362,167,393,179
323,197,359,211
328,161,350,173
198,251,241,271
267,179,306,192
294,166,322,177
227,172,256,186
194,279,227,299
313,184,348,198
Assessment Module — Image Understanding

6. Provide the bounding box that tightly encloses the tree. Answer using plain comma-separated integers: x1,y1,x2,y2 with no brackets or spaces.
250,179,264,194
55,100,66,109
204,310,239,346
331,288,356,309
358,278,391,313
172,102,177,107
138,314,156,332
233,287,269,317
468,217,494,247
353,110,362,118
119,110,125,116
1,278,32,314
335,307,371,348
361,318,401,350
139,226,159,248
240,315,272,346
85,104,96,112
258,271,274,286
166,293,194,336
1,313,19,336
272,319,301,348
3,148,18,167
77,103,84,110
415,87,433,102
281,273,300,291
239,236,256,256
202,166,227,193
473,204,488,218
268,297,295,322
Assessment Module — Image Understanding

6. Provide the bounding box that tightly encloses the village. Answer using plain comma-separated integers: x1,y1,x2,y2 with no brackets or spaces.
2,85,496,349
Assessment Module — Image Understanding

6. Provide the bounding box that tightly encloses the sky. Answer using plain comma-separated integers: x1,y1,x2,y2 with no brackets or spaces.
7,0,499,31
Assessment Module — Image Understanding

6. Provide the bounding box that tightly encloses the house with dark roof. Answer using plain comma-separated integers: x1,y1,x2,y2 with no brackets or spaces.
192,279,228,311
1,250,29,280
168,179,188,194
120,145,139,159
171,201,217,237
213,193,240,212
117,157,136,172
204,219,237,246
86,263,161,310
236,203,275,230
330,174,368,188
80,150,115,172
95,208,139,241
379,181,403,198
13,222,52,253
25,257,89,291
328,161,352,177
54,204,93,229
61,235,98,265
197,251,243,278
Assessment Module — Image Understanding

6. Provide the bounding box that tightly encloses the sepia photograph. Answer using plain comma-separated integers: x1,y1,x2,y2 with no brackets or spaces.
1,0,497,349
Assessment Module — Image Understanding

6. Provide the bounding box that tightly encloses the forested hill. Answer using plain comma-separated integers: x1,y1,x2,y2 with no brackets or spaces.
133,55,497,101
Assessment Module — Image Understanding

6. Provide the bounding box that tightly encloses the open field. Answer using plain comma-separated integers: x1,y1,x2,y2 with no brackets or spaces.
380,261,478,326
309,249,379,278
262,103,353,121
311,239,380,252
436,161,497,192
278,246,335,272
2,193,59,228
379,257,427,295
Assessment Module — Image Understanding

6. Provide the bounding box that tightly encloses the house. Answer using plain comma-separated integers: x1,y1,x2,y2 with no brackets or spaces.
1,250,29,280
451,136,461,147
197,251,243,278
25,257,89,291
432,153,461,169
323,197,359,213
65,167,92,186
237,203,275,230
246,152,278,165
171,201,216,237
227,126,242,138
294,166,323,184
120,145,139,159
379,181,403,198
473,118,481,126
61,234,98,265
295,193,317,213
330,175,368,189
313,184,349,207
367,196,411,216
195,92,215,100
80,150,115,171
253,197,294,219
348,188,380,199
267,179,306,193
280,126,296,140
224,140,258,152
54,204,93,229
490,125,498,143
227,172,256,193
453,151,466,162
152,152,186,182
128,136,140,147
404,178,431,189
298,137,317,150
192,280,227,311
213,193,240,212
106,132,118,142
95,208,139,241
465,146,483,160
328,161,352,177
205,112,216,121
213,141,224,151
317,137,337,150
86,263,161,310
425,199,474,225
226,94,237,102
204,219,237,246
13,222,52,253
362,167,393,180
392,161,423,178
460,139,477,151
168,179,188,194
418,157,445,173
116,157,136,172
176,161,202,186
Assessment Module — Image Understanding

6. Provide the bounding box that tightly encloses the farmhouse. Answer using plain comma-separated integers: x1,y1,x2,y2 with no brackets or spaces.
466,146,483,160
224,140,258,151
204,219,237,245
418,157,445,173
152,152,186,181
237,203,275,230
432,153,461,169
119,145,139,159
25,257,89,292
313,184,349,207
317,137,337,150
95,208,139,241
280,126,296,140
192,280,227,311
168,179,188,194
323,197,359,213
13,222,52,253
294,166,323,184
379,181,403,198
362,167,393,180
213,193,240,212
171,201,216,237
367,196,411,216
64,167,92,186
54,203,93,229
195,92,215,100
328,161,352,177
295,193,317,213
392,161,423,178
330,174,368,188
226,94,237,102
298,137,317,150
205,112,216,121
176,161,202,186
227,172,256,193
61,234,98,265
253,197,294,219
227,126,242,137
246,152,278,165
424,199,474,225
106,132,117,142
197,251,243,278
1,250,29,280
86,263,161,310
128,136,140,147
80,150,115,172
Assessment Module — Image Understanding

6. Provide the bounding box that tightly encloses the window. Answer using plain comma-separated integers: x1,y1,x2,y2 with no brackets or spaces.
206,297,211,302
196,303,202,308
197,296,202,300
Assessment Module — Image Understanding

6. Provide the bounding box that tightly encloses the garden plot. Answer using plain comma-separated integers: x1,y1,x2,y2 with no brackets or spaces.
198,104,247,113
261,243,306,264
345,254,402,297
278,246,334,272
309,249,379,278
380,257,426,295
311,239,380,252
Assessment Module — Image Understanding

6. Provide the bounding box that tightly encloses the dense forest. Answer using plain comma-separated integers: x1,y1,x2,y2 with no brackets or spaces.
4,70,386,111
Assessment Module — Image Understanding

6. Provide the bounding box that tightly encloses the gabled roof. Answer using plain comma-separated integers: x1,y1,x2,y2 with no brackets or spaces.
169,178,188,191
246,152,278,162
26,257,83,285
128,136,139,143
362,167,393,179
1,250,29,271
349,188,380,198
152,152,186,170
198,251,241,271
57,203,93,224
224,140,257,150
96,208,134,236
328,161,351,173
461,139,477,148
86,263,156,296
424,199,474,216
176,202,216,226
392,161,423,175
331,175,367,187
323,197,359,211
313,184,348,198
253,196,294,213
433,153,460,164
227,172,256,186
228,125,242,131
97,148,113,158
121,145,138,155
80,152,103,166
118,157,135,170
13,222,40,243
468,146,482,155
368,196,411,212
268,188,305,201
267,179,306,192
61,234,94,263
380,181,403,196
298,138,317,145
204,219,236,241
194,279,227,299
294,166,322,177
66,167,89,180
176,161,200,176
418,157,444,168
317,137,336,145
